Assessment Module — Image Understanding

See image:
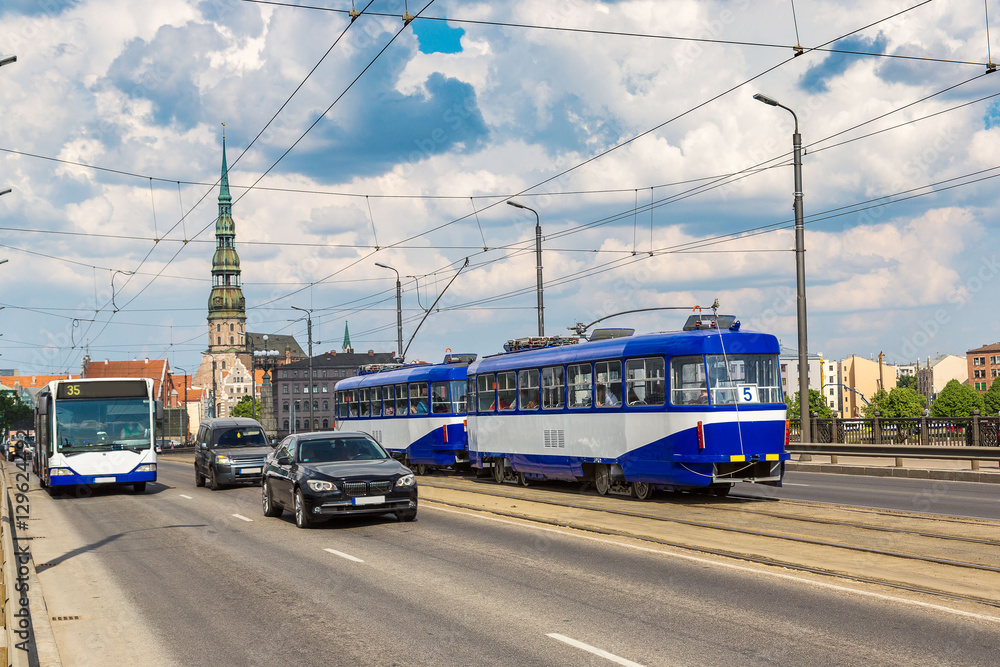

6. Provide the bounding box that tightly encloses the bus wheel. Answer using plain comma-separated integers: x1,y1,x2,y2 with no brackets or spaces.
492,459,506,484
631,481,653,501
132,482,147,493
594,465,611,496
712,484,733,497
518,472,531,487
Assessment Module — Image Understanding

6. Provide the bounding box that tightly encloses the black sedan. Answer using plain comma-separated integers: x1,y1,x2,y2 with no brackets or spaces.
261,431,418,528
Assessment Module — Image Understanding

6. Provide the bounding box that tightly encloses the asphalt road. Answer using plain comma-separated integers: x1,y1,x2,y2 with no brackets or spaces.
25,460,1000,666
733,470,1000,520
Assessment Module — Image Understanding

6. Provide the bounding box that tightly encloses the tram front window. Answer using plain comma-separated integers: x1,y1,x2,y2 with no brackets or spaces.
705,354,783,405
56,398,153,453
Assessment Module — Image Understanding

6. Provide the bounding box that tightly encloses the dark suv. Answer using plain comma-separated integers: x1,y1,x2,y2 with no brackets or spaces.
194,417,274,490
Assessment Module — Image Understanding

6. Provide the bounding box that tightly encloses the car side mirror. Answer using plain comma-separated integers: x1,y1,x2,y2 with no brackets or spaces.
271,439,278,447
276,454,291,466
199,442,207,449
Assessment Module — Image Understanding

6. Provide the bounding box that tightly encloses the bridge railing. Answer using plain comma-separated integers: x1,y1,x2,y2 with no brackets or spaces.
788,412,999,448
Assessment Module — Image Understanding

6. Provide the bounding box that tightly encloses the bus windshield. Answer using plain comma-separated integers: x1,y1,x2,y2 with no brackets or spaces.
55,398,153,453
704,354,784,405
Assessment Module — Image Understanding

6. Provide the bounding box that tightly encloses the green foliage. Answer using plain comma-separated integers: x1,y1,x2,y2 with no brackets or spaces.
930,379,985,418
984,377,1000,416
895,374,917,390
785,389,834,419
862,387,926,418
0,391,32,434
230,395,259,420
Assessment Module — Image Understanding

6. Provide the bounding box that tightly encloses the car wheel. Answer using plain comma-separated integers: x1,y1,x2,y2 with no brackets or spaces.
294,488,312,529
195,467,205,488
395,509,417,522
594,464,610,496
209,467,220,491
262,480,283,518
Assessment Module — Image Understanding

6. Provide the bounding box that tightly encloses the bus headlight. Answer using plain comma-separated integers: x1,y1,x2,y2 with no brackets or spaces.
215,455,231,464
135,464,156,472
50,468,74,476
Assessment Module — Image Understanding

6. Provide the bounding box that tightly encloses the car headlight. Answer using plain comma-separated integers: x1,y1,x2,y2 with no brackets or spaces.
215,455,231,464
395,474,416,488
135,464,156,472
307,479,337,492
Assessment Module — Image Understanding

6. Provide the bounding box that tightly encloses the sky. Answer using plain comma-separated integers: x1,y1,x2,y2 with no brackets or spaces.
1,0,1000,378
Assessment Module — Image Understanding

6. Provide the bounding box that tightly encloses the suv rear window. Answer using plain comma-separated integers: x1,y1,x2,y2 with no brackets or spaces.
213,427,267,447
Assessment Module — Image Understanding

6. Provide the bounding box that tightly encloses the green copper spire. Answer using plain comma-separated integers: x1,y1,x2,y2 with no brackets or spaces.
343,322,352,352
219,133,231,204
207,132,246,351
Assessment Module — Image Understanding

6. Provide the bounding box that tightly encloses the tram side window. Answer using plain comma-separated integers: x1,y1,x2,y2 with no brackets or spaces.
431,382,451,414
409,382,429,414
477,374,495,413
625,357,666,406
467,378,477,414
568,363,593,409
359,388,370,417
348,389,359,417
371,386,382,417
595,360,622,408
383,385,395,416
495,371,516,411
518,369,539,410
395,384,408,417
670,355,708,405
541,366,566,410
336,391,349,419
450,380,467,413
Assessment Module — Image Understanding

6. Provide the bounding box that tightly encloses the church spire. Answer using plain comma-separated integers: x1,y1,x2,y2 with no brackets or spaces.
219,125,231,204
343,322,353,354
207,130,246,353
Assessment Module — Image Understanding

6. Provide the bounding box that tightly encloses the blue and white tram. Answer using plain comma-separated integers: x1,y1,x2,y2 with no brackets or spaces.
334,355,473,474
466,324,789,498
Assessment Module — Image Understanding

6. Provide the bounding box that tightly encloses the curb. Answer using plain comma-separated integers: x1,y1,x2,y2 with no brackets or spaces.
786,462,1000,484
0,461,62,667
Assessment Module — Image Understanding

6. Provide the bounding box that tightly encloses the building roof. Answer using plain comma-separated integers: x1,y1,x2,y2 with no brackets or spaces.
0,374,79,389
277,351,396,371
967,341,1000,354
246,332,305,358
83,359,171,400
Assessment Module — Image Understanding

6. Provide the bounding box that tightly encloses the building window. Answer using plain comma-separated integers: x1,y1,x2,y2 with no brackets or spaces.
217,324,221,332
283,402,289,411
282,370,287,378
221,361,226,369
322,400,329,410
313,400,318,410
283,419,289,430
230,323,234,332
294,385,300,394
217,336,221,345
293,370,298,378
322,384,328,393
294,400,300,411
230,336,234,345
322,370,327,378
322,418,329,428
282,385,289,394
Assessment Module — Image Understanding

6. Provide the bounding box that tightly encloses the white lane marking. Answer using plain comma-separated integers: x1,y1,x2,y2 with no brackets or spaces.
547,633,645,667
324,548,364,563
425,505,1000,624
782,483,810,486
179,494,192,499
232,514,253,522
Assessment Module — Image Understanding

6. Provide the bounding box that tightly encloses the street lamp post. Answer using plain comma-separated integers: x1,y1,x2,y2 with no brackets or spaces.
754,92,810,445
375,262,403,359
174,366,190,444
291,306,314,432
507,200,544,336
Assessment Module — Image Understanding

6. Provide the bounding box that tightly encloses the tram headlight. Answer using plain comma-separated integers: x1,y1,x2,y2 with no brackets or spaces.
395,474,416,488
215,455,231,464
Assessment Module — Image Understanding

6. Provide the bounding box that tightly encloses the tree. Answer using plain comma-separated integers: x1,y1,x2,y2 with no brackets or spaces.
896,374,917,390
984,377,1000,416
0,391,32,435
785,389,834,419
862,387,926,418
230,395,259,420
930,379,985,418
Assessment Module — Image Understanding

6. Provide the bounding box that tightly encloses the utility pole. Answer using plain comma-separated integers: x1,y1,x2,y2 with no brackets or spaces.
291,306,314,431
211,359,218,418
877,351,885,392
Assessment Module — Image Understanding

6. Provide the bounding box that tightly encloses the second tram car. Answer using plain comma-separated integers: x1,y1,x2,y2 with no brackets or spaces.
467,322,789,497
334,355,473,473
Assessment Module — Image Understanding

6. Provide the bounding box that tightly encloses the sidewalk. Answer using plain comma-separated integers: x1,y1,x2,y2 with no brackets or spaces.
786,454,1000,484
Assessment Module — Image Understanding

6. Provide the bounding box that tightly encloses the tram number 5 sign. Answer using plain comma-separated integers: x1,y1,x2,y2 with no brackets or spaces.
738,386,759,403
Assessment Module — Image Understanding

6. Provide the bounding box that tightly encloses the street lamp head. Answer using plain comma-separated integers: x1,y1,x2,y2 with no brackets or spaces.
507,200,527,210
0,55,16,68
753,93,780,106
0,188,11,197
374,262,396,272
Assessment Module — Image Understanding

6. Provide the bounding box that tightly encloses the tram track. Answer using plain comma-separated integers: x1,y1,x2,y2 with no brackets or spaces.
418,477,1000,611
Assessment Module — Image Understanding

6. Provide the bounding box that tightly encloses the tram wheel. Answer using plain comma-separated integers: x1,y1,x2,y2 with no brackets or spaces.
414,464,428,476
492,458,506,484
594,464,610,496
518,472,530,487
631,481,653,501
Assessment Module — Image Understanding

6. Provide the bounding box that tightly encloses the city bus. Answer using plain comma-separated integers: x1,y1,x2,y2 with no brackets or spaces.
33,378,162,493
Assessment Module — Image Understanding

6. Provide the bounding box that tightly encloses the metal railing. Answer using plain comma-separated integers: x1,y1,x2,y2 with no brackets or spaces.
789,412,999,448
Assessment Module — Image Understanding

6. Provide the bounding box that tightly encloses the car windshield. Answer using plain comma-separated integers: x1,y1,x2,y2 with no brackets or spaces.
297,437,388,463
55,398,153,453
214,427,267,447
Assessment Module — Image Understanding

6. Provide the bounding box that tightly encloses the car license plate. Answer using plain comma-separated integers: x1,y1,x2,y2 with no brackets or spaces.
239,467,262,475
94,476,116,484
353,496,385,506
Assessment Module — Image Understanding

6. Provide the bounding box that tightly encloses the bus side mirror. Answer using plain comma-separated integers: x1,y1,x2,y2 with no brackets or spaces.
37,402,48,416
155,401,164,420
